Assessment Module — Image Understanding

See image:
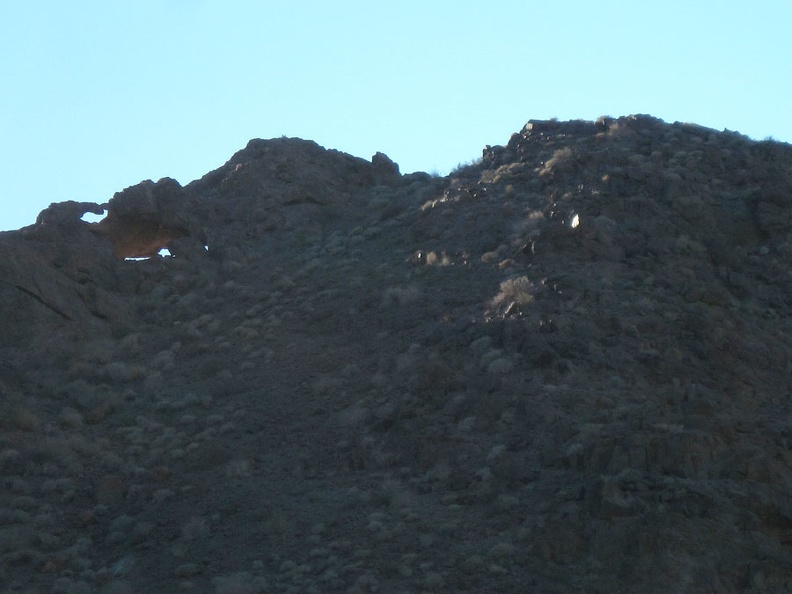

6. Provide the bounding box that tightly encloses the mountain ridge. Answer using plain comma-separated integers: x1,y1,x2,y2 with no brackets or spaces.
2,114,792,592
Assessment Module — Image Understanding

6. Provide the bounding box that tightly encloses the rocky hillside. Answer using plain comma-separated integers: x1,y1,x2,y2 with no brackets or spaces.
2,115,792,593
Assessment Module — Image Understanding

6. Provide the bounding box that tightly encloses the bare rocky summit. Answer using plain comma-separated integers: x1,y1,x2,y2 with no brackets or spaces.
2,115,792,593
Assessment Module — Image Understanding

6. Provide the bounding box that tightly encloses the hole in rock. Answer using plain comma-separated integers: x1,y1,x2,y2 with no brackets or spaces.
124,247,175,262
81,210,107,223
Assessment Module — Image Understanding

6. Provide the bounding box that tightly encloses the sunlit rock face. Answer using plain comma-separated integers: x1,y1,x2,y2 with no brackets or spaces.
2,119,792,593
95,178,190,259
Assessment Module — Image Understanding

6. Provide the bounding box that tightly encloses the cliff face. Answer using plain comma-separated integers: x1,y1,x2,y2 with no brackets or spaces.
3,115,792,592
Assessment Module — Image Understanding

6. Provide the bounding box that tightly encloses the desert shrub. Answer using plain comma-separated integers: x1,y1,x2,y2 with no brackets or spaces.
12,407,40,432
181,516,210,541
0,449,22,475
449,157,483,177
58,406,83,429
101,362,146,384
312,376,343,396
491,276,536,310
407,360,454,397
486,358,514,374
382,285,422,307
423,251,451,266
538,147,575,177
212,571,269,594
470,336,493,353
225,460,250,478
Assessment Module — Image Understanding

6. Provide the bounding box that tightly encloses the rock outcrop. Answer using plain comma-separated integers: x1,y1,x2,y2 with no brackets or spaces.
2,117,792,593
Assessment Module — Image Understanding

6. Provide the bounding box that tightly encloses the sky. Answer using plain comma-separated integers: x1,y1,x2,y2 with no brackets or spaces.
1,1,790,231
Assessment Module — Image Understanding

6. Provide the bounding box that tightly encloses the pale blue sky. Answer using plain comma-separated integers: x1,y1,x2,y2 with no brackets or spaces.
1,1,789,231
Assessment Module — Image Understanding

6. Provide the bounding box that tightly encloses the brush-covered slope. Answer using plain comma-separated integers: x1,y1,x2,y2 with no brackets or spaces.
2,115,792,593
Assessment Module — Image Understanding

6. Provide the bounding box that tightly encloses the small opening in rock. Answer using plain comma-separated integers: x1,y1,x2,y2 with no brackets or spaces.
124,247,174,262
81,210,107,224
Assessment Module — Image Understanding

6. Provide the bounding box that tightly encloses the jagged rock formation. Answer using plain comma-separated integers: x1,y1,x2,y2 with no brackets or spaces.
2,116,792,592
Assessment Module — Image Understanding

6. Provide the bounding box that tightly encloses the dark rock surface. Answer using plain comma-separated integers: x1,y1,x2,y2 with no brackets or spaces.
2,116,792,592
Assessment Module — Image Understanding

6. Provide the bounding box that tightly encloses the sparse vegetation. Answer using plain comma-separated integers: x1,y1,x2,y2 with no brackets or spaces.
491,275,536,311
381,284,422,306
448,157,483,177
2,117,792,591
